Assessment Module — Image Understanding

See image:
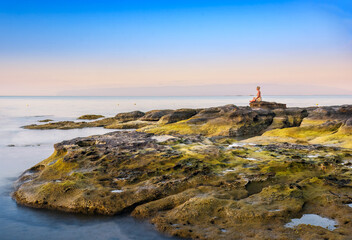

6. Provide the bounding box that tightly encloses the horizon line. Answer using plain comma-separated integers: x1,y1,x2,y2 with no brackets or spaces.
1,94,352,97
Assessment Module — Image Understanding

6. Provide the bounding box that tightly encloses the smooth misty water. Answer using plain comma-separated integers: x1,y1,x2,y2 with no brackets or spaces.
0,95,351,240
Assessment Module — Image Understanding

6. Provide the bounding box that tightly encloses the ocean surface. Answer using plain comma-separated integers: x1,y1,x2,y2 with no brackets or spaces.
0,95,351,240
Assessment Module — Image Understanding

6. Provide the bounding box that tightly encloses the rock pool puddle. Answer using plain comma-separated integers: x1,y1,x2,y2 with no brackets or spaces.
227,142,256,148
285,214,337,231
111,189,124,193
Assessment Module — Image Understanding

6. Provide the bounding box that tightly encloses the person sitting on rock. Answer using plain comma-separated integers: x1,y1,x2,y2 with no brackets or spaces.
250,86,262,103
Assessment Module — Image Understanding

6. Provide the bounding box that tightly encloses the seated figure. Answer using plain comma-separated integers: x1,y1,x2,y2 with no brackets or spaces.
250,86,262,103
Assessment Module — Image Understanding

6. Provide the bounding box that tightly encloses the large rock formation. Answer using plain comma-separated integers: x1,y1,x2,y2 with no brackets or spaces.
22,104,351,148
13,130,352,240
14,104,352,239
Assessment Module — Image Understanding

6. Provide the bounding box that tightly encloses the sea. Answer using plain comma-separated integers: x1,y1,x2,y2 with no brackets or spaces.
0,95,351,240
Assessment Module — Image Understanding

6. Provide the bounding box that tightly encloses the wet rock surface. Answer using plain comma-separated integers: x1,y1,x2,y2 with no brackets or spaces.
16,104,352,239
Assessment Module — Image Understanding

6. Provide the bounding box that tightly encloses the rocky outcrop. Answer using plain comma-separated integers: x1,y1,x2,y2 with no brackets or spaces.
307,105,352,120
14,104,352,239
144,105,307,138
13,131,352,240
158,108,199,124
267,108,308,130
250,101,286,109
140,110,174,121
105,120,156,129
115,111,145,122
22,105,350,147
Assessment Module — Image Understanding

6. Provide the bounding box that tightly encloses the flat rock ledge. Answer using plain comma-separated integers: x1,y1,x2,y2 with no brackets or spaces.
250,101,287,109
13,129,352,240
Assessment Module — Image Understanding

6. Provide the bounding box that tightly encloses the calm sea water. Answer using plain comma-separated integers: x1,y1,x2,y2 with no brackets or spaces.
0,95,351,240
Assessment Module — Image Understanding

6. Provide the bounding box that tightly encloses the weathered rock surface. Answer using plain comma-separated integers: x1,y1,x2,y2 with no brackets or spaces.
250,101,287,109
307,105,352,120
24,118,117,130
115,111,145,122
14,104,352,239
140,110,174,121
13,130,352,240
158,108,199,124
23,105,351,149
144,105,307,138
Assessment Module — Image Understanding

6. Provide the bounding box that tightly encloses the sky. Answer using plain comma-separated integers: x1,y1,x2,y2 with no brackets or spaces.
0,0,351,96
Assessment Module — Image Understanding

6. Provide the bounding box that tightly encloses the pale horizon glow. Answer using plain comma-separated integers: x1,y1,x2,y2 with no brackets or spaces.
0,1,351,96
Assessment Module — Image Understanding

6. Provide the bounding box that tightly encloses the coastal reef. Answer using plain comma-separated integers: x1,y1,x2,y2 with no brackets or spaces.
15,104,352,240
23,104,351,149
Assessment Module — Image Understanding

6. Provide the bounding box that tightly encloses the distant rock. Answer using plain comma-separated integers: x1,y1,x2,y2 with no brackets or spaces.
24,118,116,130
77,114,104,120
38,119,53,123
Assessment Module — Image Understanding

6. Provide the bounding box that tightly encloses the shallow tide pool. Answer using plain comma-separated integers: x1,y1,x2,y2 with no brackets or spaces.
285,214,338,231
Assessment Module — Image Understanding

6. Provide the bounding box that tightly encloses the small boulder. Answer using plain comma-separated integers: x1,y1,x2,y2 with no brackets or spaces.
115,111,145,122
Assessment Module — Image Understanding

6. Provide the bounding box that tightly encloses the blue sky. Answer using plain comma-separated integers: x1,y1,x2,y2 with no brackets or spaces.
0,0,351,95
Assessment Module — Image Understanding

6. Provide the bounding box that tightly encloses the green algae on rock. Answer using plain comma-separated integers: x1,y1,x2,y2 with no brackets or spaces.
12,130,352,240
16,103,352,239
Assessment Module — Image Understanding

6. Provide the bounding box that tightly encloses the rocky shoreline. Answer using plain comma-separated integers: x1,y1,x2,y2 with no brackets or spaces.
14,103,352,239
